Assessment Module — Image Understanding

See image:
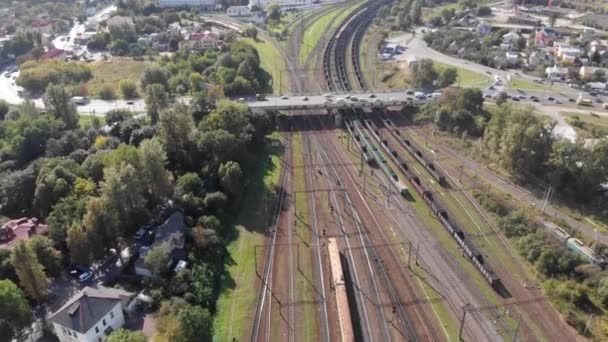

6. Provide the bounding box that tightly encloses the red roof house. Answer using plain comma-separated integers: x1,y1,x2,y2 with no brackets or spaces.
0,218,48,250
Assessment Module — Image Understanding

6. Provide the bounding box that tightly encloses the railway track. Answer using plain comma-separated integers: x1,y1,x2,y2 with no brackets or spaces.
301,113,332,342
250,132,294,342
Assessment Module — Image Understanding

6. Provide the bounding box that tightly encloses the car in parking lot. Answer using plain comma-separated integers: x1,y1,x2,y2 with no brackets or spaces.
512,97,520,102
483,93,492,98
301,96,309,101
78,271,94,283
126,100,134,105
546,96,555,101
405,90,414,95
568,98,575,102
336,98,345,103
350,96,358,101
368,93,377,98
281,96,289,100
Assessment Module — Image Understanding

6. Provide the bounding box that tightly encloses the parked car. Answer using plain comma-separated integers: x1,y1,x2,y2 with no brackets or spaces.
546,96,555,101
78,271,93,283
281,96,289,100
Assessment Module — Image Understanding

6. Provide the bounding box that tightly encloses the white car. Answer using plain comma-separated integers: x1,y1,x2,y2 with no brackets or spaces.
322,93,333,98
336,98,345,103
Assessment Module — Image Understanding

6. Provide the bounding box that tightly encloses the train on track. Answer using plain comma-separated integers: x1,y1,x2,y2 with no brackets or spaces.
353,117,500,287
327,238,355,342
383,119,446,185
544,221,606,265
347,120,409,197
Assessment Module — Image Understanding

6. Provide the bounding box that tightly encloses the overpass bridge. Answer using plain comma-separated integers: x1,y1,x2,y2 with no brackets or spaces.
247,90,430,111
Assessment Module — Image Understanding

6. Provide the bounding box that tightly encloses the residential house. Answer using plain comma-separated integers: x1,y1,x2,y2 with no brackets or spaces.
0,218,48,250
447,41,460,54
179,31,219,50
545,65,568,79
49,286,136,342
502,31,520,45
506,51,520,66
41,48,67,60
535,27,555,46
528,49,554,67
585,82,607,92
134,212,186,277
499,41,513,51
227,5,251,17
159,0,216,9
556,45,582,61
28,19,62,34
137,36,152,46
580,66,608,80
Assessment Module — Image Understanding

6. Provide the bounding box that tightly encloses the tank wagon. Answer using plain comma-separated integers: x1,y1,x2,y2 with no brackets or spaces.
383,119,446,185
347,120,408,197
355,118,499,286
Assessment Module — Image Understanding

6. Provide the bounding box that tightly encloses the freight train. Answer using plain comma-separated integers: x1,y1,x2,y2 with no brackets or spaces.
352,118,500,287
544,221,606,265
383,119,446,185
347,120,408,197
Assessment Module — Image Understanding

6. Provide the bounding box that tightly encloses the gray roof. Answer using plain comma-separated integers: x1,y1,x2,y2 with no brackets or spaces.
153,212,185,247
49,287,133,333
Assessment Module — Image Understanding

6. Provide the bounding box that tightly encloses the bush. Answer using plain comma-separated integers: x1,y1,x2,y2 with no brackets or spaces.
98,84,116,100
119,80,138,99
16,60,92,93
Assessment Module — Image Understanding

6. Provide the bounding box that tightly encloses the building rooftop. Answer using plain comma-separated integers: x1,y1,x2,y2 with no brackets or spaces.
0,218,48,250
49,287,134,333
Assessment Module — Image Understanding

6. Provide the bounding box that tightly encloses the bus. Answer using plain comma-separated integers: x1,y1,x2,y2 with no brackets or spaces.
577,98,592,106
71,96,89,105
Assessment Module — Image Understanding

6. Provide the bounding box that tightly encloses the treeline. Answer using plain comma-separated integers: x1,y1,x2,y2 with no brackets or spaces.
422,91,608,205
158,39,270,95
0,80,275,340
17,60,92,94
474,190,607,337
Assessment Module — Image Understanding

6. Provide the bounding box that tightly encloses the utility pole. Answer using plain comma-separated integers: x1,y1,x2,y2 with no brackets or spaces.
511,314,522,342
415,242,419,266
541,185,553,214
458,304,470,341
459,163,464,183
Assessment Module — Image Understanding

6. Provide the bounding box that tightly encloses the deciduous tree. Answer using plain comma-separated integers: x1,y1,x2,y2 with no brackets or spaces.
0,279,32,340
10,241,47,301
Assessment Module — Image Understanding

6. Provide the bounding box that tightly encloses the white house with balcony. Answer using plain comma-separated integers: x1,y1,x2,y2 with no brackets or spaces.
49,287,136,342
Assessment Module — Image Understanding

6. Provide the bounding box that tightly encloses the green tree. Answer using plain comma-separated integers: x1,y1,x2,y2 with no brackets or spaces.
159,103,194,163
410,0,422,25
119,80,138,99
412,58,438,91
191,262,215,307
438,67,458,87
10,241,47,302
189,72,203,93
28,236,62,278
0,99,9,120
267,4,281,21
141,67,169,89
138,138,171,202
43,83,78,129
144,84,168,124
66,223,90,265
107,329,146,342
99,84,116,100
245,25,258,40
218,161,243,197
0,279,32,340
82,197,119,259
145,245,170,279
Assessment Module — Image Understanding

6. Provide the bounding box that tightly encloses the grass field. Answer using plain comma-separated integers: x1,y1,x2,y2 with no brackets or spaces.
213,132,283,342
435,62,492,88
509,78,551,92
563,111,608,139
86,57,156,98
241,37,289,95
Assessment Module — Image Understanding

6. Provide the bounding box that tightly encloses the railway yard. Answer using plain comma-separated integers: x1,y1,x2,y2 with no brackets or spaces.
244,1,601,341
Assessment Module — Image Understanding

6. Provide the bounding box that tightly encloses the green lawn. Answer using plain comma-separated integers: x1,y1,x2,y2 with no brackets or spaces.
435,63,492,88
213,133,283,342
241,37,289,95
509,78,551,92
562,111,608,139
78,114,99,129
86,57,156,98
